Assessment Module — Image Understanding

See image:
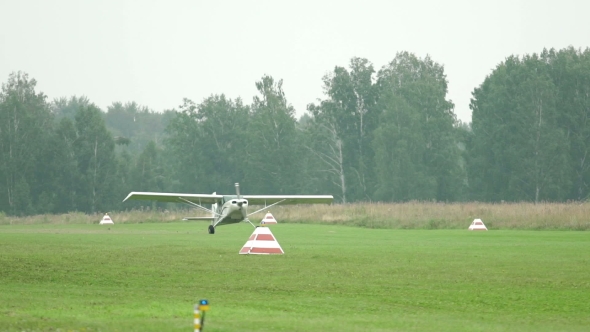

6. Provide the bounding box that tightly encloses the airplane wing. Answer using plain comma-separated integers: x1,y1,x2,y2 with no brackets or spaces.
242,195,333,205
123,192,223,204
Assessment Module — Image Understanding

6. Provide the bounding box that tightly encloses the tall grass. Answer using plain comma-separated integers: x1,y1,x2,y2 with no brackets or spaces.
276,201,590,230
0,210,184,226
2,202,589,230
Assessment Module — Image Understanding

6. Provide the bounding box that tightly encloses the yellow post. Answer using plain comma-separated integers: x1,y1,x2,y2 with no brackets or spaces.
194,305,201,332
194,299,209,331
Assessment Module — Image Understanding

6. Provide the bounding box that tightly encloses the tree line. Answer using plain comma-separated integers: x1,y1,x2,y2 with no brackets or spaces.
1,47,589,216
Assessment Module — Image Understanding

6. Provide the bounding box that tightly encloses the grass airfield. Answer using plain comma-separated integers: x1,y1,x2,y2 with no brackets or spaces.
1,222,589,331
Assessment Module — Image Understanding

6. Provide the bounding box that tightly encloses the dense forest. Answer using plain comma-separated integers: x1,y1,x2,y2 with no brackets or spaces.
1,47,589,216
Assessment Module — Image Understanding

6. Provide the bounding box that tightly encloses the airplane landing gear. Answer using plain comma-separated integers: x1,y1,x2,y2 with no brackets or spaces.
208,225,215,234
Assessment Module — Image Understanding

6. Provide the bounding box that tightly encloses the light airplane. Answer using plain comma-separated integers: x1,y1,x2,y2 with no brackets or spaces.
123,183,333,234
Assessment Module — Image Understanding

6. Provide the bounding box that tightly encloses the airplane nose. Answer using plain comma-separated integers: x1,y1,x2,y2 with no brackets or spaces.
238,202,243,207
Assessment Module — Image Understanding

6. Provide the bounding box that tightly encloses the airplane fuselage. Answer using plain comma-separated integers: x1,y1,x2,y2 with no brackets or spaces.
215,195,249,226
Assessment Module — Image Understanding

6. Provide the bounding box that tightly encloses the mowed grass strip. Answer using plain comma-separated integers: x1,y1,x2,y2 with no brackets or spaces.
0,223,589,331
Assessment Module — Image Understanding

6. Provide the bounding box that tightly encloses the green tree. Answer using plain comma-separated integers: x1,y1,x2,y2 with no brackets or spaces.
73,104,118,213
245,75,303,194
0,72,53,215
195,95,250,192
164,96,250,194
294,114,338,197
547,47,590,201
51,117,80,213
125,141,166,209
52,96,91,120
308,57,379,201
374,52,462,201
467,60,513,201
373,94,436,200
469,53,569,202
163,99,202,193
131,141,165,191
113,149,134,211
510,54,568,202
302,111,348,202
105,102,171,153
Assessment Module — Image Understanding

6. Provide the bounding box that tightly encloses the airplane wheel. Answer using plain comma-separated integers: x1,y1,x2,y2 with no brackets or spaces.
208,225,215,234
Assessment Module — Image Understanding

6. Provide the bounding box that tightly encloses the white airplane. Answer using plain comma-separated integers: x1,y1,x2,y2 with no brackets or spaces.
123,183,333,234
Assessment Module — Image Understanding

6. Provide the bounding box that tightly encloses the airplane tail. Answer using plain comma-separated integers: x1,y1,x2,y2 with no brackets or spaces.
183,191,219,221
235,183,241,199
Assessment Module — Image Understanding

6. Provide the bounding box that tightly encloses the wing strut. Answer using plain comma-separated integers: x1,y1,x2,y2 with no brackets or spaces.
247,199,286,217
244,218,257,228
178,197,221,217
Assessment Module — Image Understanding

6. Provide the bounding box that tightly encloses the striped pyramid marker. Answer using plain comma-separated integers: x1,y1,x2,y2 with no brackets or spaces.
260,212,277,225
99,213,114,225
468,218,488,231
239,226,284,255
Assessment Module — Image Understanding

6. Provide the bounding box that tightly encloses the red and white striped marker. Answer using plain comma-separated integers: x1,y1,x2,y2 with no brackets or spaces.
239,226,284,254
99,213,114,225
468,218,488,231
260,212,277,225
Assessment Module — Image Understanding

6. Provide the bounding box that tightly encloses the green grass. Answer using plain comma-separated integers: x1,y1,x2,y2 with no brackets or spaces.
1,222,589,331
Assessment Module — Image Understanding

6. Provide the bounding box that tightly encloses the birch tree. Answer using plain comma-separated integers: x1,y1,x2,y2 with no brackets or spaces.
469,53,569,202
0,72,52,215
245,75,303,194
73,104,117,213
375,52,462,201
310,57,378,201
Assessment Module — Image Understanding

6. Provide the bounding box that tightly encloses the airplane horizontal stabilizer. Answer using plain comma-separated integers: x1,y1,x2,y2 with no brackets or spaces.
243,195,333,205
182,217,215,221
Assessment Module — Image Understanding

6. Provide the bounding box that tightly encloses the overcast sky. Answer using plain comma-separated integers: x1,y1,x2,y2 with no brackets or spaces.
2,0,589,123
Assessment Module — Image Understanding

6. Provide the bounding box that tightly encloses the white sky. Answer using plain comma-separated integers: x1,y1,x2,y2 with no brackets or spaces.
1,0,589,123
